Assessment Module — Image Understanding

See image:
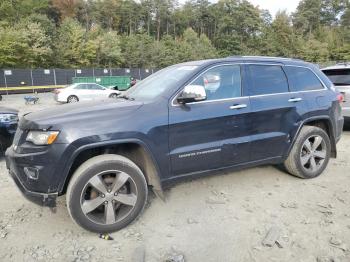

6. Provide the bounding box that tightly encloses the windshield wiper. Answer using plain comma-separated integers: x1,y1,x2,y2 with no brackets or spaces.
117,95,135,101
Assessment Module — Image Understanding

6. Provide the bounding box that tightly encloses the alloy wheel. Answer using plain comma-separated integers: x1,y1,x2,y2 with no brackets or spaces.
300,135,327,172
68,96,78,103
80,170,138,225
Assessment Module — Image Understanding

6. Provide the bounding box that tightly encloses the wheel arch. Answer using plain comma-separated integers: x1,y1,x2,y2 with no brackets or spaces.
59,139,164,199
287,116,337,158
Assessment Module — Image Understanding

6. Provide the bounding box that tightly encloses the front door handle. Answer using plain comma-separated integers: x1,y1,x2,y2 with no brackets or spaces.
288,97,303,103
229,104,247,110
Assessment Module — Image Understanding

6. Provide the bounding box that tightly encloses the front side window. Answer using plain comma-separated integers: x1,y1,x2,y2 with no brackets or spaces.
284,66,324,92
247,65,289,96
75,84,87,90
90,84,105,90
322,69,350,86
191,65,241,101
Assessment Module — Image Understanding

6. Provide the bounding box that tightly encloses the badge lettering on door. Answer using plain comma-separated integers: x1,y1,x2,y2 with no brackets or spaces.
179,148,221,158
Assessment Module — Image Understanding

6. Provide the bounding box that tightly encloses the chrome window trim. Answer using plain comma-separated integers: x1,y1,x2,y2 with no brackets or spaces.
170,63,328,107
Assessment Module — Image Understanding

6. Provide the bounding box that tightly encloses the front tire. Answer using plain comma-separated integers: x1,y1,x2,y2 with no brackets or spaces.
66,154,148,233
284,126,331,179
109,93,118,99
67,95,79,103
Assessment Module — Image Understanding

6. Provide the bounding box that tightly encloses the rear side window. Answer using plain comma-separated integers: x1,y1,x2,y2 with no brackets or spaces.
284,66,324,92
322,69,350,86
75,84,87,89
247,65,289,95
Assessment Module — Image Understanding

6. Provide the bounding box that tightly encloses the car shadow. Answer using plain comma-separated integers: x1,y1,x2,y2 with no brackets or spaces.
344,118,350,131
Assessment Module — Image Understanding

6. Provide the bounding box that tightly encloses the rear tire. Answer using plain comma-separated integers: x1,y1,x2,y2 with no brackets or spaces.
67,95,79,103
109,93,118,99
66,154,148,233
284,126,331,179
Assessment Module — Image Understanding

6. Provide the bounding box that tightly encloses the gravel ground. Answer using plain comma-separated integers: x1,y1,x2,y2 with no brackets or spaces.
0,93,350,262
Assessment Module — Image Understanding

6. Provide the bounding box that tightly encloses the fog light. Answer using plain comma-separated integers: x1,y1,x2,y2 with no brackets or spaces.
24,167,39,180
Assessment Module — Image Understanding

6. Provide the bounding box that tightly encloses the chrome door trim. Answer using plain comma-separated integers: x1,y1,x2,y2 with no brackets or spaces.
170,63,329,107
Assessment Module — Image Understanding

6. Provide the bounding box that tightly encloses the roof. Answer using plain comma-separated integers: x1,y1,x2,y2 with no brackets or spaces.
321,63,350,70
178,56,309,67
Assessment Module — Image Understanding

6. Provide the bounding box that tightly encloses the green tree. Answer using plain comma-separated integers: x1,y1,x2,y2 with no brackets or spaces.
54,18,88,67
0,26,28,67
293,0,322,35
96,31,123,67
269,11,299,57
178,28,217,61
120,33,155,67
299,37,330,62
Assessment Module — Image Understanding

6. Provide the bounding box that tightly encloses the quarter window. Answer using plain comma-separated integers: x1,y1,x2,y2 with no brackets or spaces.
247,65,289,95
284,66,324,91
191,65,241,101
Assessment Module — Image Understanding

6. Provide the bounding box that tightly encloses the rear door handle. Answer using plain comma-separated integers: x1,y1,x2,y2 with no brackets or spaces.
229,104,247,110
288,97,303,103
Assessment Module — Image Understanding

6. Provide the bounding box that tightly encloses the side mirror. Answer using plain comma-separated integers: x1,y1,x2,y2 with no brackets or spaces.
177,85,206,104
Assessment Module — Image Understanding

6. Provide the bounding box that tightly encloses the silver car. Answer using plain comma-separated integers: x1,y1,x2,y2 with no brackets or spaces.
322,64,350,118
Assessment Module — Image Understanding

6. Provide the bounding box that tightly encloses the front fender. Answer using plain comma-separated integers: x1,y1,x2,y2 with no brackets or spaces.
57,138,163,195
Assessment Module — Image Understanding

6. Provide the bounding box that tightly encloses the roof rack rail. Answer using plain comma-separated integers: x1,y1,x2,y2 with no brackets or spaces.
226,55,303,61
335,61,349,66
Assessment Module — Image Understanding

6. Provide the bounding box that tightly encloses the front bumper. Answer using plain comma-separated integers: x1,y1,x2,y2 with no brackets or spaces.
8,170,57,207
5,143,69,207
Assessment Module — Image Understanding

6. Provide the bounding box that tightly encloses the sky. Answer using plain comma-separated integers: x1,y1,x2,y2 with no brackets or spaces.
179,0,301,17
248,0,301,16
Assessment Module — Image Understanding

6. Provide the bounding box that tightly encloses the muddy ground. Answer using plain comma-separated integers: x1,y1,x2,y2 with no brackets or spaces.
0,93,350,262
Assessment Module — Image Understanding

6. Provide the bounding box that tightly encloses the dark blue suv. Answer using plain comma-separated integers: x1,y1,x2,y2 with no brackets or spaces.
5,56,344,232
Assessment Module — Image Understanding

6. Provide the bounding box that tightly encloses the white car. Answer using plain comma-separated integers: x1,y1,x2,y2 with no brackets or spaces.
322,63,350,118
54,83,121,103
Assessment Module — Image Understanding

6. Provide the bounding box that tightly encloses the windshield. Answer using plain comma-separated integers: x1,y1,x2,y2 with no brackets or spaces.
125,65,198,101
323,69,350,86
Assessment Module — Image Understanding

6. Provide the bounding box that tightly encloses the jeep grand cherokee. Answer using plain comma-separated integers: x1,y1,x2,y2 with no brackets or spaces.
5,56,344,233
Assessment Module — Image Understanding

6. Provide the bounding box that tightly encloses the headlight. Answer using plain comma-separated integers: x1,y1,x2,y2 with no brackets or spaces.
26,131,60,145
0,113,18,123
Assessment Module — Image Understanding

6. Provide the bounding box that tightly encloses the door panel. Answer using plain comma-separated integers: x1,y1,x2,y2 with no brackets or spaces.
168,64,251,176
249,93,306,160
73,84,87,100
245,64,307,161
169,98,251,175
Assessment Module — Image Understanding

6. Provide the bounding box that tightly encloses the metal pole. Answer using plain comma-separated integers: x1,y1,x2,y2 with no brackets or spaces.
53,69,57,86
138,68,141,80
3,70,8,95
30,69,34,94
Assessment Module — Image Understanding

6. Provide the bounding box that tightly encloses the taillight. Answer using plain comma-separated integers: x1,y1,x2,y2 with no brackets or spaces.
337,93,344,105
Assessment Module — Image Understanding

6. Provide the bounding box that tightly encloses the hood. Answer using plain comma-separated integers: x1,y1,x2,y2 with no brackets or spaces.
0,106,18,114
20,99,143,130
